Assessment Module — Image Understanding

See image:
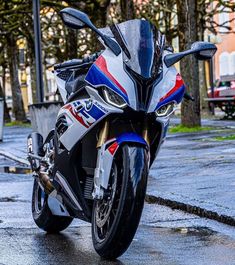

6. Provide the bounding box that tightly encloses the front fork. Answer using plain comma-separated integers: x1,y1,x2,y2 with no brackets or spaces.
92,118,149,200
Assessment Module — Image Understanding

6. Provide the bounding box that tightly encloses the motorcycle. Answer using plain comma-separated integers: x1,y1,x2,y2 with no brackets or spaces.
27,7,217,259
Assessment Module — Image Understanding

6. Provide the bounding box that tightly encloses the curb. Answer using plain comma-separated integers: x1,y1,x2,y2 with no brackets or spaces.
1,147,234,227
0,150,30,166
145,194,235,226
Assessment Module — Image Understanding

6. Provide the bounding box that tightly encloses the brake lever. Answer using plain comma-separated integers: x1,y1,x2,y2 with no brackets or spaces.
184,93,195,101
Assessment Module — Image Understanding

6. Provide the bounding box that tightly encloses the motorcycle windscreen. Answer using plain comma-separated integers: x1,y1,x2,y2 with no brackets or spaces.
110,20,164,79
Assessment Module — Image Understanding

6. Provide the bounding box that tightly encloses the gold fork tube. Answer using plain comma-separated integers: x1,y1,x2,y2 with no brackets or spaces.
142,120,150,146
96,120,109,148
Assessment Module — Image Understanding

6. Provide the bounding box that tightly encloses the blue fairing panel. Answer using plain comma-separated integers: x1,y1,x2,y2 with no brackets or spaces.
155,84,185,111
116,133,148,146
85,64,129,104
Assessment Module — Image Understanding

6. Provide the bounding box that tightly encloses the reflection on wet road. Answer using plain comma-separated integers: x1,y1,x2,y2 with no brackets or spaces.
0,225,235,265
0,158,235,265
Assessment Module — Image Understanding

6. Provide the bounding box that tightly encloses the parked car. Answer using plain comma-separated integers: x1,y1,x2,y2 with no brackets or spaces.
207,78,235,118
208,79,235,98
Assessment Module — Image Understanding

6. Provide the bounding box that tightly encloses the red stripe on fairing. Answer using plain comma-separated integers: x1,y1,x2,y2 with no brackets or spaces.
108,141,119,155
64,104,89,128
160,73,184,102
95,56,127,95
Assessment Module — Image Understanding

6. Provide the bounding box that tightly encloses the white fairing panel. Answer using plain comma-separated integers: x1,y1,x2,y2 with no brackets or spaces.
85,48,137,110
57,88,122,151
148,52,179,113
102,49,137,109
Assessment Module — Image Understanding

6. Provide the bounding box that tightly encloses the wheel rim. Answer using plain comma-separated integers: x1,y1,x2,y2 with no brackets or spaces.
34,182,46,214
94,162,121,243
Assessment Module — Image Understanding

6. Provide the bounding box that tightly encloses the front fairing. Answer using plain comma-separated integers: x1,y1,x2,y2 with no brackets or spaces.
85,20,185,113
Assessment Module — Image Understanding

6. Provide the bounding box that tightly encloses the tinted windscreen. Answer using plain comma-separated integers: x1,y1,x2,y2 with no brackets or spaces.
110,20,164,79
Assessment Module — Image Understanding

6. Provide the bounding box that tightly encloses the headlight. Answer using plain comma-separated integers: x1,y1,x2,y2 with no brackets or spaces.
103,88,127,108
155,102,176,117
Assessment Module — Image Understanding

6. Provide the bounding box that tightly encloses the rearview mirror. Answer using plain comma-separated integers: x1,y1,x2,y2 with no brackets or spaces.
60,8,121,56
191,41,217,60
164,41,217,67
60,12,86,29
60,8,91,30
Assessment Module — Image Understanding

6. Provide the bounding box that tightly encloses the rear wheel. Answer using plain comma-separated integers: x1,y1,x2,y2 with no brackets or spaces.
92,144,148,259
32,179,73,233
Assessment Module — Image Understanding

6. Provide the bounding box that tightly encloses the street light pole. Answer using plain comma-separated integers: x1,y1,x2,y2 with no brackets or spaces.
208,35,215,115
33,0,44,103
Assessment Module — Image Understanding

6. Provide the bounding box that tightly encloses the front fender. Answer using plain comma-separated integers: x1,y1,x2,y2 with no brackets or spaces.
116,132,148,147
94,133,148,195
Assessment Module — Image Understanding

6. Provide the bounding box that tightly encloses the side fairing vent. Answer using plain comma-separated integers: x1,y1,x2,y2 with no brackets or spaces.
56,115,69,137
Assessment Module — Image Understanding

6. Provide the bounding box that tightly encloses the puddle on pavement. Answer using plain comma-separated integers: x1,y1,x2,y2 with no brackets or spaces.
0,196,17,202
172,227,216,237
0,166,31,174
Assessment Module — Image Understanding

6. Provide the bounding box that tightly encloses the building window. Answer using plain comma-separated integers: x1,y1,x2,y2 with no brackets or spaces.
219,7,230,33
230,52,235,75
219,52,230,76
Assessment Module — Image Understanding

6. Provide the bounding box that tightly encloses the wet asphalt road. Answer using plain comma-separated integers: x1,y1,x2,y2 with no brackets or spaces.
0,159,235,265
1,123,235,265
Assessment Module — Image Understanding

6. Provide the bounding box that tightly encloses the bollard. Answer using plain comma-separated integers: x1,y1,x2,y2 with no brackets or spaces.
28,101,63,140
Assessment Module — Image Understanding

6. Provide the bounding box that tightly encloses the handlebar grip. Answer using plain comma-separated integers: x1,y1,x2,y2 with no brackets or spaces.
54,59,83,70
184,93,195,101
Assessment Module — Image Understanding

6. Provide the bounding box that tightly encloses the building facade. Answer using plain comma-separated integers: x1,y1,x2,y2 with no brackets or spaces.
213,5,235,80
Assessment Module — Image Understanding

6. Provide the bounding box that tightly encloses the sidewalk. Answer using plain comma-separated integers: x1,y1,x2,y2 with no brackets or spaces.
0,126,31,165
1,122,235,226
148,117,235,226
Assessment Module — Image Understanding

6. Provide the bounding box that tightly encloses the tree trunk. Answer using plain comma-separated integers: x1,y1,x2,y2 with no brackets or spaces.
197,1,210,114
176,0,201,127
199,61,210,114
1,65,11,122
6,34,26,121
120,0,135,20
0,80,11,123
66,28,78,59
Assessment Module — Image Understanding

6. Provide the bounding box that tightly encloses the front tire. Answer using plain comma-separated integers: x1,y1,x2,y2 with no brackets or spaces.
32,179,73,233
92,144,149,259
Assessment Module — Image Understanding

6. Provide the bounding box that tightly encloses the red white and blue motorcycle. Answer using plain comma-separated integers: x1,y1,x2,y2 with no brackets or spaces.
27,7,216,259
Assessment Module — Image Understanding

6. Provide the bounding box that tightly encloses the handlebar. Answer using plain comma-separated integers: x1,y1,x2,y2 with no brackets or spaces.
54,52,102,70
54,59,83,70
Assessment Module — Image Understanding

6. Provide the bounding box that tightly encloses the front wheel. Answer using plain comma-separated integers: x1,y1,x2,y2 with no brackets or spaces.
92,144,149,259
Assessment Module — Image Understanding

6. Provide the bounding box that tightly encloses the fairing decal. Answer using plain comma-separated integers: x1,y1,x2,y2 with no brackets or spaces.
63,100,105,129
58,97,122,151
155,84,185,110
85,49,137,109
107,141,119,155
159,73,184,102
95,56,128,96
148,56,186,113
85,63,129,103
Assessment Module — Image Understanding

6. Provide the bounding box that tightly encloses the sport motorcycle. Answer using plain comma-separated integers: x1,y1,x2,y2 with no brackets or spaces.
27,7,217,259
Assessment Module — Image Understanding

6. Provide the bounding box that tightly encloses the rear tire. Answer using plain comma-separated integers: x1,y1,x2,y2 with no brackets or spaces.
92,144,148,259
32,179,73,233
